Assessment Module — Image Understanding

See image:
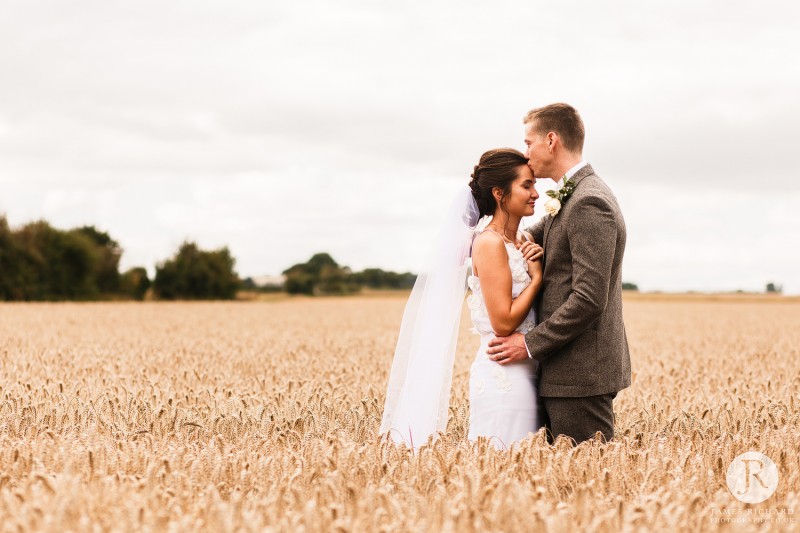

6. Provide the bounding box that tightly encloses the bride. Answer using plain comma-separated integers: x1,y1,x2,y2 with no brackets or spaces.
380,148,544,450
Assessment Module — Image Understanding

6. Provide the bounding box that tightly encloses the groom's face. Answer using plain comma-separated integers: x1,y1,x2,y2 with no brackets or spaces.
524,122,552,179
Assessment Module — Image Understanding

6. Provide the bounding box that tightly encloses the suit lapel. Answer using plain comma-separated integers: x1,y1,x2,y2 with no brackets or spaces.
542,215,554,251
541,164,595,257
567,164,594,189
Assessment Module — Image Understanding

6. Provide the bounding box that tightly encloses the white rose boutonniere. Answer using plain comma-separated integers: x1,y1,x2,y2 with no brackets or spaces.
544,198,561,216
544,175,576,217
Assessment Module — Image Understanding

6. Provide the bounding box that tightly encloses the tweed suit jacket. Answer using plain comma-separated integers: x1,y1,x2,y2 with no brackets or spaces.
525,164,631,397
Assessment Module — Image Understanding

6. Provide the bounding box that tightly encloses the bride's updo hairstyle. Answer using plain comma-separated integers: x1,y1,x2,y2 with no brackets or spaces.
468,148,529,218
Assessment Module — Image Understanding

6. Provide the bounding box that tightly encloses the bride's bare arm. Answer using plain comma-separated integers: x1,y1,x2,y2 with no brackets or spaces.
472,233,542,337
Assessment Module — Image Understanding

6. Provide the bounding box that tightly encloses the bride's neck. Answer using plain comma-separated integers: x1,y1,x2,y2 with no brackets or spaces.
489,212,521,241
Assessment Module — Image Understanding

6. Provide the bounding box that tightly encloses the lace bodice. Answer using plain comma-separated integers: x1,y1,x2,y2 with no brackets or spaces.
466,240,536,339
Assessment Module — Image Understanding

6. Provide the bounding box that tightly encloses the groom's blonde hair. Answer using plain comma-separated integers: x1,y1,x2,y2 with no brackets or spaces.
523,103,585,154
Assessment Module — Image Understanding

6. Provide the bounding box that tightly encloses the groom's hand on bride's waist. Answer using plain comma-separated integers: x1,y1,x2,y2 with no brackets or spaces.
487,333,529,365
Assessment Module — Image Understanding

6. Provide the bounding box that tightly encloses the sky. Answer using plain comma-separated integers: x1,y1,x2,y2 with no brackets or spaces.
1,0,798,293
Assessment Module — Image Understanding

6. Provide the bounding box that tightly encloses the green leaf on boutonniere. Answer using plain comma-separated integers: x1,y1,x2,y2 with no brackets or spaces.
545,176,577,208
560,178,576,199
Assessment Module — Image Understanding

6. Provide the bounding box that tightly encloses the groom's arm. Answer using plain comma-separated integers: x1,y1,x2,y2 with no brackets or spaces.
524,194,618,361
523,217,546,244
520,217,546,359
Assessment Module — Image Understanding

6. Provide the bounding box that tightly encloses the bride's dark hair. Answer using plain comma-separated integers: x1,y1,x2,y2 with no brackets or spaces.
468,148,529,218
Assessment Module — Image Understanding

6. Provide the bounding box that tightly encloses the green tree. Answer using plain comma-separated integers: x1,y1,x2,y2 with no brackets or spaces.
153,241,239,300
766,282,782,294
283,270,315,295
349,267,416,289
11,220,97,300
72,226,123,294
0,216,25,300
240,277,285,294
0,215,155,301
282,253,359,295
120,267,151,300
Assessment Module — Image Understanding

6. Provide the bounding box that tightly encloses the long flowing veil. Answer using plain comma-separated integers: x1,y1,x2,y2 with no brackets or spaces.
379,186,480,448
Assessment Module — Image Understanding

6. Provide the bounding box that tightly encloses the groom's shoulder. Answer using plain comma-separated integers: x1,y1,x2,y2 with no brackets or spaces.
577,167,608,191
566,179,623,226
576,170,620,207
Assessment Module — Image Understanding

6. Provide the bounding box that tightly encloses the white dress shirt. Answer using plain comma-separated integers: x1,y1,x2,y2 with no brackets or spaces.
557,160,588,187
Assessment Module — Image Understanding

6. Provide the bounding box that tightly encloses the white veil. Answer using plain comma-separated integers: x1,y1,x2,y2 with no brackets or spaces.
379,186,481,449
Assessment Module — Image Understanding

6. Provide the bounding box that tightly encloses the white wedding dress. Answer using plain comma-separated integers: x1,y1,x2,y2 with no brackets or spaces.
466,235,540,449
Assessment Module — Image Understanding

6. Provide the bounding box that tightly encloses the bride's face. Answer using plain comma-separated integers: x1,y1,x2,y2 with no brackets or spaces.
501,165,538,217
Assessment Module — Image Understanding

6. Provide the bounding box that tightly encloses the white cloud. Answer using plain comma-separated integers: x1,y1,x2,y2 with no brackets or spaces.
0,0,798,293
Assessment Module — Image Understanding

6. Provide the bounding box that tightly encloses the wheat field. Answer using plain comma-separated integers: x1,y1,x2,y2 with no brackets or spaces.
0,295,798,532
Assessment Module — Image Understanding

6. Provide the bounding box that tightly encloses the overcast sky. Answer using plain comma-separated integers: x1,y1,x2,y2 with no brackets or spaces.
1,1,798,293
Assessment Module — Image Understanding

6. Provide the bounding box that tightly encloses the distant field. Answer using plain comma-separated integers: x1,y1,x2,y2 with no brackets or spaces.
0,296,798,531
622,291,800,303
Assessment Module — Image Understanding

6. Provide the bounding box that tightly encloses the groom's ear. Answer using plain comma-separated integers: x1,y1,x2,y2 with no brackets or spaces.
547,132,558,152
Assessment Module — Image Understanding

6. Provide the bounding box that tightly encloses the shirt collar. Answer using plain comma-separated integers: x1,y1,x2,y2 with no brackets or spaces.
558,160,588,187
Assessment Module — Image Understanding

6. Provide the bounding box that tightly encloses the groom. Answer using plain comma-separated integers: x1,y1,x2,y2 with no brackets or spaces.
487,103,631,445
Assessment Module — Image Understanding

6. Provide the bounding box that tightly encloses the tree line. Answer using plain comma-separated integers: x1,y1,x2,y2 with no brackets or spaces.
0,216,416,300
0,216,236,301
7,216,786,300
280,253,416,295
